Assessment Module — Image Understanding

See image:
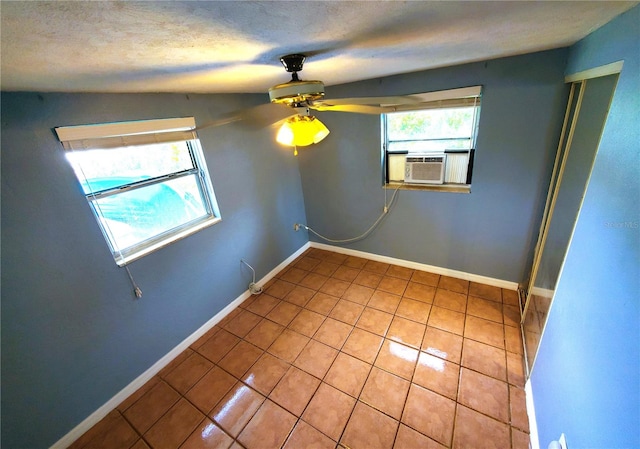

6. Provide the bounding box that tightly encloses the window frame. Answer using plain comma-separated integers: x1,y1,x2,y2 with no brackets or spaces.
56,117,221,266
381,86,482,192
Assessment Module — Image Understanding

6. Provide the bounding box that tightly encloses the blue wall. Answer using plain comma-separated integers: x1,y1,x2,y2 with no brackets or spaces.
1,92,308,447
531,6,639,448
297,49,569,283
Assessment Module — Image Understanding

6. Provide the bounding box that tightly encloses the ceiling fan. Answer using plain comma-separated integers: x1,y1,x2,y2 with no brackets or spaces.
203,53,427,148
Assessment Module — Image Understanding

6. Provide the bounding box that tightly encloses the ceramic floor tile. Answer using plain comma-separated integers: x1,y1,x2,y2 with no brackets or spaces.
283,420,336,449
363,260,390,275
266,301,302,327
452,405,510,449
394,424,447,449
458,368,509,423
506,351,526,388
368,290,402,314
403,282,437,303
374,339,419,380
299,272,330,290
402,383,455,447
341,401,399,449
386,265,414,280
411,270,440,287
469,282,502,302
243,318,285,350
267,328,310,363
433,288,467,313
332,265,361,282
377,276,409,296
356,307,394,336
242,352,290,396
217,340,263,379
180,419,233,449
302,383,356,441
503,304,521,327
144,398,204,449
123,380,181,434
387,316,426,349
279,267,309,284
294,339,338,378
422,326,463,364
413,352,460,400
428,306,466,335
510,385,530,432
464,315,505,349
360,366,410,419
269,365,320,416
512,428,532,449
342,327,384,364
467,295,503,323
505,324,524,354
342,283,375,305
238,400,298,449
344,255,369,269
70,411,139,449
305,292,340,315
324,352,371,398
244,294,279,317
283,285,316,307
395,298,431,324
222,309,262,338
294,256,322,271
461,338,507,381
438,276,469,294
314,317,353,349
76,249,531,449
210,383,264,437
353,270,383,288
185,366,237,415
287,309,326,337
313,261,341,277
164,352,213,395
320,277,351,297
195,329,240,364
329,299,365,325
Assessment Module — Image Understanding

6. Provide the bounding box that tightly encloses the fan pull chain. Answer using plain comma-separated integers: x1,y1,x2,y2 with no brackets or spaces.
294,145,298,156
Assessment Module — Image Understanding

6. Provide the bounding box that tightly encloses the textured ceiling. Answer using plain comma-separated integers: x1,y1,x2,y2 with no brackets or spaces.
1,1,636,94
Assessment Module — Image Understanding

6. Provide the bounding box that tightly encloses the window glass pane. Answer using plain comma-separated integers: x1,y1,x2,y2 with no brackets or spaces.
387,106,475,141
66,142,195,194
92,175,207,251
388,139,471,153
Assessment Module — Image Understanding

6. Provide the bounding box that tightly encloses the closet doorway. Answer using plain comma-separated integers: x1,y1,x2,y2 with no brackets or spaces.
520,64,621,377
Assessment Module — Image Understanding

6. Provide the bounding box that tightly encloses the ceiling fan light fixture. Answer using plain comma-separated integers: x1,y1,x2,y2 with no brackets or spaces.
276,115,330,147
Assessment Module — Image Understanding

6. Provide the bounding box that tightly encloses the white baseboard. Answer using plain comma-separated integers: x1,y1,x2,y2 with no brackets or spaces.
309,242,519,291
526,379,540,449
51,243,310,449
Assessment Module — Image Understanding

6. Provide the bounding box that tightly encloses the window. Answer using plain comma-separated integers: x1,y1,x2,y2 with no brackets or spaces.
383,86,482,189
56,117,221,266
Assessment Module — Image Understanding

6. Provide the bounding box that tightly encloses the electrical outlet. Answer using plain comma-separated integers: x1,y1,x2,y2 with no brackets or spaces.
293,223,300,231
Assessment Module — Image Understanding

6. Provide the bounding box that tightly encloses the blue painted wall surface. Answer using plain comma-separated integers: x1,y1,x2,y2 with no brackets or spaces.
1,93,308,447
530,6,639,448
297,50,569,282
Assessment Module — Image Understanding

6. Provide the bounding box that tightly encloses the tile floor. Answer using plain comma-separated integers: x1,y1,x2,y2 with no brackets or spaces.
70,248,530,449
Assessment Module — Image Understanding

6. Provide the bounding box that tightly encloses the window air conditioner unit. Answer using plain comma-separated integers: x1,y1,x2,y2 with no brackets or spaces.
404,154,447,184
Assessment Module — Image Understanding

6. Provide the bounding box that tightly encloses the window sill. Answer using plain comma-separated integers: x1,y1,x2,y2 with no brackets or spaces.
384,182,471,193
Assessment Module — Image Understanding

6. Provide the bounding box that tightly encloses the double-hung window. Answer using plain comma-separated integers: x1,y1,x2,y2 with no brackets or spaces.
383,86,482,190
56,117,221,266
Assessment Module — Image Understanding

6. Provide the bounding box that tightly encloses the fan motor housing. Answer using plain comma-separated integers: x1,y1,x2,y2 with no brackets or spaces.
269,80,325,105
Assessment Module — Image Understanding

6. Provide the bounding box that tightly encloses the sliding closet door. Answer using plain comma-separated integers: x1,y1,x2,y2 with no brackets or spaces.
522,73,619,376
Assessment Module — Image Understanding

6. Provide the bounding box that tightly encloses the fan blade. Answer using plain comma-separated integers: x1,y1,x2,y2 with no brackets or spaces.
196,103,295,131
312,94,427,107
308,104,398,114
